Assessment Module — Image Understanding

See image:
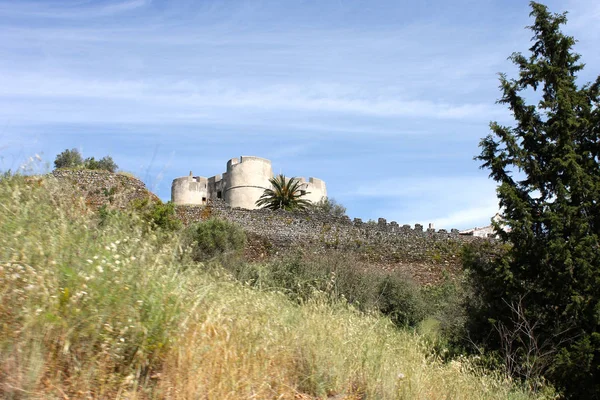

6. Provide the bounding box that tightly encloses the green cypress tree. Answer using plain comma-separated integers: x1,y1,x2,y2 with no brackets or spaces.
468,2,600,397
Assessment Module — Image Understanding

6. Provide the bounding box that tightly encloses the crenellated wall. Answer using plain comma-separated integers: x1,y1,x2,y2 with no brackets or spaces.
51,169,492,285
175,199,491,284
296,177,327,204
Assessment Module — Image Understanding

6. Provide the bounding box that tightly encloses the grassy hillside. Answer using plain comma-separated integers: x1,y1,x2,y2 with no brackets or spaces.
0,174,554,399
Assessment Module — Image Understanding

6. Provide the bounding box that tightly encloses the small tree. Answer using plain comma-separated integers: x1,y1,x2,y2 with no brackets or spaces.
255,174,311,211
312,197,347,217
84,156,118,172
54,148,83,169
467,2,600,398
96,156,118,173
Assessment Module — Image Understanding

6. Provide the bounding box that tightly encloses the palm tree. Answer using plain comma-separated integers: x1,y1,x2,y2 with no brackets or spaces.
255,174,311,211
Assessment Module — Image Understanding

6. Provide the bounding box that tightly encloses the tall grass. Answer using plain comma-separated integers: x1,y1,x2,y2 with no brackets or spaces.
0,174,554,399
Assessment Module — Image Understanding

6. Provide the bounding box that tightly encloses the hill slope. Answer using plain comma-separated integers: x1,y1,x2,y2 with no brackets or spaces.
0,172,553,399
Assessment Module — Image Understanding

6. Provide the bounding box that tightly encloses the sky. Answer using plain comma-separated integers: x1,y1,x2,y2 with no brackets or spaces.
1,0,599,229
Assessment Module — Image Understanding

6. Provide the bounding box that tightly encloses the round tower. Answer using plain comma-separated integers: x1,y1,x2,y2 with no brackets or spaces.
225,156,273,209
171,172,208,205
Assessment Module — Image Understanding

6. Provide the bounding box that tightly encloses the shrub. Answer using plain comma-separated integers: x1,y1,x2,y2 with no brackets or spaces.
84,156,118,172
54,149,118,172
225,251,432,328
54,148,83,169
376,273,427,327
186,218,246,261
131,198,181,232
311,197,347,217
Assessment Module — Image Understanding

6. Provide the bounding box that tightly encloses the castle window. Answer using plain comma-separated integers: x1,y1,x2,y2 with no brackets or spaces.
202,197,207,203
217,191,222,199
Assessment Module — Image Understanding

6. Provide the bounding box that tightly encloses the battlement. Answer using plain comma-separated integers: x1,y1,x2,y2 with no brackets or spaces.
309,177,325,187
350,217,461,235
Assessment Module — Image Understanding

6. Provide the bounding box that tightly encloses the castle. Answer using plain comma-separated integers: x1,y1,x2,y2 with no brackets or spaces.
171,156,327,210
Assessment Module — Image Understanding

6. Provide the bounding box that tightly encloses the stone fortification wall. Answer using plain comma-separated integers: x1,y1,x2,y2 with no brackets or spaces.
295,177,327,204
51,169,160,209
176,200,487,284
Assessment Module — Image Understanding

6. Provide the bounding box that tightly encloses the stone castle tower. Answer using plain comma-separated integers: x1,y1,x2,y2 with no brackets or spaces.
171,156,327,210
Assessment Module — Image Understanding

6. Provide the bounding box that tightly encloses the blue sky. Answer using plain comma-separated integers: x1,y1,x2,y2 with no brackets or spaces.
1,0,599,229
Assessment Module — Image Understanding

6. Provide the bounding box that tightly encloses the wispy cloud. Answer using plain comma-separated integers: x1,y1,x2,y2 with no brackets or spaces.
0,0,149,19
0,72,502,126
348,176,499,229
1,0,596,229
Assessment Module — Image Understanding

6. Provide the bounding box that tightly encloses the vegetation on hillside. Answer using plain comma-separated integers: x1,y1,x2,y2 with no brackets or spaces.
54,148,118,173
0,172,553,399
466,2,600,398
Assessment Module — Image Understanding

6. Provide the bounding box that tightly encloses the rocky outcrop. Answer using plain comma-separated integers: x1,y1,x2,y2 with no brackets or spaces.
50,169,160,210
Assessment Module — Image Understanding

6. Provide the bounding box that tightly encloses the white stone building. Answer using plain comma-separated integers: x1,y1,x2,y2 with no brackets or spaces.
171,156,327,210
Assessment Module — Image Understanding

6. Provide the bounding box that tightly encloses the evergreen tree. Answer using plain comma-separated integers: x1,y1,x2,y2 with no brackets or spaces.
467,2,600,398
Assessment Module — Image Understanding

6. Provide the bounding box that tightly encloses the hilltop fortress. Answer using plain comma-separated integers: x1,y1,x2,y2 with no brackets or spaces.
171,156,327,209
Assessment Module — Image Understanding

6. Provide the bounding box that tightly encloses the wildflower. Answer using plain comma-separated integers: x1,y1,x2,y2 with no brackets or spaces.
86,259,93,264
96,266,104,273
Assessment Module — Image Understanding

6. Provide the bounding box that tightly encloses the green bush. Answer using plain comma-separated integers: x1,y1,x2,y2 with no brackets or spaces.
311,198,347,217
376,273,427,327
224,252,433,328
84,156,118,173
54,149,118,172
54,148,83,169
130,198,181,232
187,218,246,261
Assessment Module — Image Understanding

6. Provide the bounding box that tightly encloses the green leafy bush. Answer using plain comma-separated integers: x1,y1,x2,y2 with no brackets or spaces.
84,156,118,173
53,149,119,172
311,197,347,217
131,198,181,232
54,148,83,169
376,274,427,327
224,252,434,328
186,218,246,261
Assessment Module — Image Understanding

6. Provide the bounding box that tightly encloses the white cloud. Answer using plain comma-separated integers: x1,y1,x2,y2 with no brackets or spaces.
0,0,150,19
0,72,501,126
349,176,499,230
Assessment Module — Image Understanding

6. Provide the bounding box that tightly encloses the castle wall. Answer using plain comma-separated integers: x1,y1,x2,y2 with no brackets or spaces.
171,175,208,205
175,201,490,285
301,177,327,204
226,156,273,209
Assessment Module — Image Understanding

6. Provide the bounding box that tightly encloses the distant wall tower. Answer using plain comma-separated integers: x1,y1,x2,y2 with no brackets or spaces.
225,156,273,209
171,172,208,205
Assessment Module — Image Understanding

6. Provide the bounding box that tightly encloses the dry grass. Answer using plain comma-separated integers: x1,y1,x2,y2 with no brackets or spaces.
0,174,555,399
